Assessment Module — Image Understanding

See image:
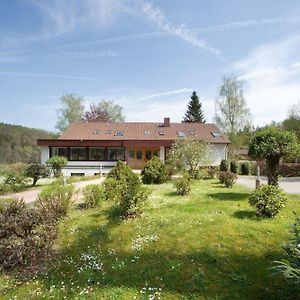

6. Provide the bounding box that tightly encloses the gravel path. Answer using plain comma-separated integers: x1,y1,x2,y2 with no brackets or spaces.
0,177,105,204
237,176,300,194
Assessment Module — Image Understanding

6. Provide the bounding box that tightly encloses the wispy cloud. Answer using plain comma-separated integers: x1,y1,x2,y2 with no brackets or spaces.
50,31,166,50
232,34,300,125
52,50,121,59
136,0,220,55
138,88,194,101
51,16,299,50
197,17,300,33
30,0,126,36
0,71,103,82
0,55,25,63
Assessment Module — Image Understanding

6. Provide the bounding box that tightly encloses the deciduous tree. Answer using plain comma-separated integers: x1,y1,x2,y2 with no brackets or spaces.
82,100,125,122
24,163,49,186
215,76,251,135
249,127,299,185
56,94,85,133
169,139,212,177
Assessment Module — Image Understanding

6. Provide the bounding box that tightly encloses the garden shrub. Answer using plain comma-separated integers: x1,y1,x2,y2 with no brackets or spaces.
164,160,177,176
207,166,218,178
46,156,68,178
189,169,201,179
240,162,250,175
272,217,300,285
141,156,169,184
0,198,57,270
0,183,13,195
220,159,229,171
230,161,239,174
197,168,211,179
82,184,105,208
173,174,191,195
279,163,300,177
103,177,119,202
36,183,74,219
3,172,30,192
218,171,237,188
249,185,287,217
24,163,49,186
105,161,151,218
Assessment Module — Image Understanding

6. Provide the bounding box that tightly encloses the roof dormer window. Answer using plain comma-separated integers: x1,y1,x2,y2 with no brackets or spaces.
177,131,186,138
115,130,124,136
211,132,221,137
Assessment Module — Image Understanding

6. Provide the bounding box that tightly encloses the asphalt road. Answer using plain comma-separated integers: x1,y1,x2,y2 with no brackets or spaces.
0,178,105,204
237,176,300,194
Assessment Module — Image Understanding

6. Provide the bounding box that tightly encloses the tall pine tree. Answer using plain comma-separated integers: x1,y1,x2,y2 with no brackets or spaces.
183,91,206,123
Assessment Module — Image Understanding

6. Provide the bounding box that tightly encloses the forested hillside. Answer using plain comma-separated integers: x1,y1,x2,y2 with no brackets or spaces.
0,123,55,163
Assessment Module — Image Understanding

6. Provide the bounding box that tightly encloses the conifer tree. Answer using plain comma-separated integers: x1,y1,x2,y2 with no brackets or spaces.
183,91,206,123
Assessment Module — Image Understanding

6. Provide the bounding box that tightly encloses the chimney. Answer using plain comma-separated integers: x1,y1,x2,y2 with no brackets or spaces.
164,117,170,127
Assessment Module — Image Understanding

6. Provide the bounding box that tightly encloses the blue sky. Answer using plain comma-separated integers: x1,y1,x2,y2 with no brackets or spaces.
1,0,300,131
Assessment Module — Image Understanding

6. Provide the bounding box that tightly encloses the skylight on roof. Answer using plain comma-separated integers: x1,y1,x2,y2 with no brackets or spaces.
106,129,112,135
115,130,124,137
158,132,165,136
211,132,221,137
93,130,101,135
177,131,186,138
144,130,150,135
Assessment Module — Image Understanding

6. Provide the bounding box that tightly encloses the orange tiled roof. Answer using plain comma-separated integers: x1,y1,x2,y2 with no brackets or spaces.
58,121,230,144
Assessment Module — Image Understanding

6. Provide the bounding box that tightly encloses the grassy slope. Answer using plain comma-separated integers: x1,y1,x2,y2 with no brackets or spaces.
1,180,300,299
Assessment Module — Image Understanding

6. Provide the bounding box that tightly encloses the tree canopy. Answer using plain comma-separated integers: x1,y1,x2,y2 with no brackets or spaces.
282,101,300,141
82,100,125,122
183,91,205,123
215,76,251,135
0,123,55,164
249,127,299,185
168,139,212,177
56,94,85,133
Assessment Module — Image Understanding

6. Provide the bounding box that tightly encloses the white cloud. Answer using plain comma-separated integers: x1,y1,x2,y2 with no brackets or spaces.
136,0,219,55
233,34,300,125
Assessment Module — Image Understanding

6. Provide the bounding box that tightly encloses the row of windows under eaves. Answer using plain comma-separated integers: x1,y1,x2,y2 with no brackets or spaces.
50,147,125,161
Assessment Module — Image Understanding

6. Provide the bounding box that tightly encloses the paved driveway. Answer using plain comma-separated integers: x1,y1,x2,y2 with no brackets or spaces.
237,176,300,194
0,178,105,204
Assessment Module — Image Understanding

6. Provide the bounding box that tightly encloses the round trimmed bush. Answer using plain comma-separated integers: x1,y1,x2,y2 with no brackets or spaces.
217,171,237,188
173,174,191,195
240,162,250,175
141,156,169,184
230,161,239,174
220,159,229,171
249,185,287,217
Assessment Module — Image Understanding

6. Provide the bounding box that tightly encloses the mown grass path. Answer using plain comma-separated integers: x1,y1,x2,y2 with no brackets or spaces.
1,179,300,299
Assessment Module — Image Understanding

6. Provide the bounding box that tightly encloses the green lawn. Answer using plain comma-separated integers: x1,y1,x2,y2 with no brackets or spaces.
1,179,300,299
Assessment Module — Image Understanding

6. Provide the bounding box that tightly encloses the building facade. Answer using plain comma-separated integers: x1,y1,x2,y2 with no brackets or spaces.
38,118,230,176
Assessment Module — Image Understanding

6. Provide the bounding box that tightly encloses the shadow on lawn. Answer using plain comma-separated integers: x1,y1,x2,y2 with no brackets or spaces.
208,192,249,201
35,208,300,300
165,191,179,197
233,210,260,220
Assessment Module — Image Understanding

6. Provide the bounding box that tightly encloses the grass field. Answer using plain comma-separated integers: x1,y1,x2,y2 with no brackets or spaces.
1,179,300,299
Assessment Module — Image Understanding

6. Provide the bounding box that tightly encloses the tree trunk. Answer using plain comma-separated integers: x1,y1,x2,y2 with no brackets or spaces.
266,156,280,186
32,177,38,187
